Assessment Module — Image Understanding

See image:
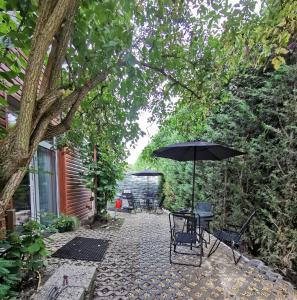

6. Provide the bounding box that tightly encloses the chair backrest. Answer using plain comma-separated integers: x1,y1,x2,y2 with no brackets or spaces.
239,210,256,236
196,202,213,212
169,212,197,236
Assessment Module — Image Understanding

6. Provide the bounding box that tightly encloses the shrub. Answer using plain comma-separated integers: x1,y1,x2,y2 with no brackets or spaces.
0,220,50,299
53,215,80,233
0,258,20,299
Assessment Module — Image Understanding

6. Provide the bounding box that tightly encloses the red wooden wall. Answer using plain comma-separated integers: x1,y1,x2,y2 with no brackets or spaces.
58,148,93,220
0,108,7,128
0,49,26,102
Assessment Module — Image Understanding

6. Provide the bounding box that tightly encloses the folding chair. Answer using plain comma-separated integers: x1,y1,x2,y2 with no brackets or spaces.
169,212,203,267
208,210,256,264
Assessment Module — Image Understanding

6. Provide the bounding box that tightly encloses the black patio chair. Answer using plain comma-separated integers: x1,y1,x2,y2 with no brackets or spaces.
208,210,256,264
121,191,134,213
196,202,213,213
144,191,155,211
133,198,142,212
169,212,203,267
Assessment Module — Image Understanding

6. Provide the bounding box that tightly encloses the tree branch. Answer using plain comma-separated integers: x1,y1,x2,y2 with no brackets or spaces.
44,99,79,139
14,0,74,155
39,0,79,95
138,61,200,99
161,53,197,68
31,70,109,143
65,54,76,88
31,88,65,133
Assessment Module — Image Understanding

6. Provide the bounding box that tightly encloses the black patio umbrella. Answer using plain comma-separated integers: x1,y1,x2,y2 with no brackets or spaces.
132,170,163,209
153,140,244,212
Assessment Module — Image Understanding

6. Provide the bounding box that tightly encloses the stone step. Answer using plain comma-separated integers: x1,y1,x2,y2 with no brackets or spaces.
33,265,96,300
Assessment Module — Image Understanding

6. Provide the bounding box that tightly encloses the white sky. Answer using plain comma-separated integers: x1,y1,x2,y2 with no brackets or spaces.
127,110,159,165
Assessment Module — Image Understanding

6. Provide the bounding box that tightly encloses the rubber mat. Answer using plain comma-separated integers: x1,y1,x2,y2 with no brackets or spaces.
52,236,109,262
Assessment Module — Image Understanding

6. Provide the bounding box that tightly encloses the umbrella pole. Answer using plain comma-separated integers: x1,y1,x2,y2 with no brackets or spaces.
191,148,197,213
147,176,149,210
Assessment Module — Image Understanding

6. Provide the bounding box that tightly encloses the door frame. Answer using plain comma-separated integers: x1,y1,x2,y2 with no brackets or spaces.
29,140,60,221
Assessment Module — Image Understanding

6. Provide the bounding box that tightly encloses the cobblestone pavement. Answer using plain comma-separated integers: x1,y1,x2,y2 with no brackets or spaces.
46,212,295,300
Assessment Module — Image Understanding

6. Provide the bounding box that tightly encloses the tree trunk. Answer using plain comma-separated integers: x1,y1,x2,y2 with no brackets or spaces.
0,159,32,216
0,0,108,215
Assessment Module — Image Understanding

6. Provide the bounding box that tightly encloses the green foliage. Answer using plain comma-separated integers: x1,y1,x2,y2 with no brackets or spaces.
0,258,20,299
57,63,144,219
7,220,50,271
52,214,80,233
78,143,127,218
0,0,32,110
2,0,295,136
136,64,297,280
0,220,50,298
129,0,297,124
39,212,79,232
209,66,297,275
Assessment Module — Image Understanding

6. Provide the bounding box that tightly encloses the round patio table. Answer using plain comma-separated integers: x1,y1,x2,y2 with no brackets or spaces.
195,211,214,244
177,209,214,239
196,211,214,219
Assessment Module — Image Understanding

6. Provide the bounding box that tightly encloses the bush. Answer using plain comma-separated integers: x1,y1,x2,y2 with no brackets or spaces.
0,220,50,299
53,215,80,233
0,258,20,299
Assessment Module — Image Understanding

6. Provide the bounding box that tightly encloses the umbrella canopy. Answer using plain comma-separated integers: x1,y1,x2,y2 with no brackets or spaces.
153,140,244,161
153,140,244,212
131,169,163,176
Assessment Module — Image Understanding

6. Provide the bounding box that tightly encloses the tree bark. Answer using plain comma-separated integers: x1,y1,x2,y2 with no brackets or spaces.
0,0,109,215
0,71,108,215
14,0,73,157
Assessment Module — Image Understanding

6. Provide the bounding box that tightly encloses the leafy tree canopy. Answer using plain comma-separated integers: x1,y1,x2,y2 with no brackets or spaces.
0,0,296,212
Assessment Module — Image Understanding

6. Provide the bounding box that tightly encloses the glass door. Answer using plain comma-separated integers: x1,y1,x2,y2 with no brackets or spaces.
31,143,57,223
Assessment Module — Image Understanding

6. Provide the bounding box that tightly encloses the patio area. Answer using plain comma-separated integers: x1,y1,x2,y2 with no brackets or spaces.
44,212,295,300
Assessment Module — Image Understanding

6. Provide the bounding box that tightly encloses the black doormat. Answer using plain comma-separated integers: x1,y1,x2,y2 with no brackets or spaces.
52,237,109,262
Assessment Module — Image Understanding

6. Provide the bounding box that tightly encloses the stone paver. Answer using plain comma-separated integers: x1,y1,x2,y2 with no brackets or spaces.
33,265,96,300
45,212,295,300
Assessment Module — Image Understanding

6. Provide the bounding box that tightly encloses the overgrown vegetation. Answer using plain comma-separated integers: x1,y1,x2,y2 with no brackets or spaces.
52,214,79,233
2,0,296,214
134,0,297,284
0,0,296,289
136,65,297,281
0,220,51,299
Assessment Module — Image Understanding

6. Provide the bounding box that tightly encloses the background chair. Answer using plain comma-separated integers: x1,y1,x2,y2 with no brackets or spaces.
196,202,213,213
208,210,256,264
121,191,134,213
169,212,203,266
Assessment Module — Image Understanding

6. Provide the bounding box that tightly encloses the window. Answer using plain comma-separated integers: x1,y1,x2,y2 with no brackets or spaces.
7,111,17,127
13,173,31,212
